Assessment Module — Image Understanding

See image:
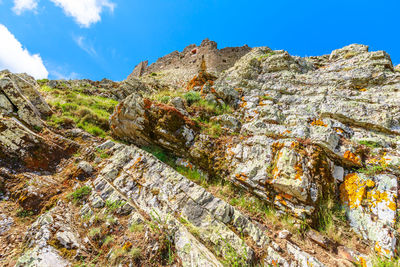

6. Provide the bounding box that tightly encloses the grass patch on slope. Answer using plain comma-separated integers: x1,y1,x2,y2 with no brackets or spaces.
39,85,118,137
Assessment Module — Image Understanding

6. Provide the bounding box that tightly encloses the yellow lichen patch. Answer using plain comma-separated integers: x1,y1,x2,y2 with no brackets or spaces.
388,200,397,211
310,118,327,127
359,88,367,92
344,150,361,165
122,241,133,251
366,180,375,188
367,190,388,208
340,173,368,208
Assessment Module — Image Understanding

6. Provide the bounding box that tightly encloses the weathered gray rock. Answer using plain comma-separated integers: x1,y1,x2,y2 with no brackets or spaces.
16,246,70,267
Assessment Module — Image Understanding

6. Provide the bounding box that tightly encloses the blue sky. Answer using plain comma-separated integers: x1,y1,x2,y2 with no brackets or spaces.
0,0,399,81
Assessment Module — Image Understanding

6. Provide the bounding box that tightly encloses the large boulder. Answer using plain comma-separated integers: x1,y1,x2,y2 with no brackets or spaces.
110,93,198,156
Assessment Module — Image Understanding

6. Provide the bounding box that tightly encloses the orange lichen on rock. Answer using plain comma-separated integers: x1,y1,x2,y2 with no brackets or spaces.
235,173,248,182
340,173,372,208
343,150,361,165
239,97,247,108
294,162,303,181
310,118,327,127
143,98,152,109
186,58,216,90
335,128,344,134
275,194,287,206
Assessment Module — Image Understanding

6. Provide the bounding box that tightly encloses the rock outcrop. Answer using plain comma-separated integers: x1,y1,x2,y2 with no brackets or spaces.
1,41,400,266
111,43,400,262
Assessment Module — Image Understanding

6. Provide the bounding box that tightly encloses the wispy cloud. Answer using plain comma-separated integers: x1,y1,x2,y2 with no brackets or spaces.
0,24,48,79
49,0,115,28
12,0,38,15
73,35,97,57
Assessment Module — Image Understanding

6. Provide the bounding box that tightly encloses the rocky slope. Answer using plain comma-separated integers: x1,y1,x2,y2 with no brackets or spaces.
1,40,400,266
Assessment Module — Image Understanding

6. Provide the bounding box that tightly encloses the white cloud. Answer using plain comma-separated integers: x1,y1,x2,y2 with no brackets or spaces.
0,24,48,79
49,0,115,28
73,35,97,57
12,0,38,15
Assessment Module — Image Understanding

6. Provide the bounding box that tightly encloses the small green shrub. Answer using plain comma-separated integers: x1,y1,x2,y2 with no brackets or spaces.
183,91,201,105
68,186,92,204
16,209,34,218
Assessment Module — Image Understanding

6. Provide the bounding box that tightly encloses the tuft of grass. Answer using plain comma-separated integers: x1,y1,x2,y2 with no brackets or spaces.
68,186,92,204
316,198,347,242
175,166,209,188
358,165,386,176
358,140,381,148
146,89,184,103
95,148,110,159
105,199,126,214
129,222,145,233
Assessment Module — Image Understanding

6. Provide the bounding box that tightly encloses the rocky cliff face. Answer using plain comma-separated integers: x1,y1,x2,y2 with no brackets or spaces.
1,40,400,267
